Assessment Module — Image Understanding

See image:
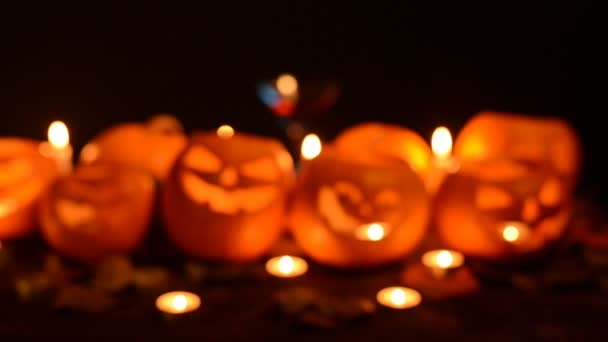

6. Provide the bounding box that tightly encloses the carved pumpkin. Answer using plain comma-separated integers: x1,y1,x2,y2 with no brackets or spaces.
435,159,574,260
161,130,295,262
0,138,58,239
79,114,187,180
289,145,430,268
332,122,433,181
454,111,582,186
38,163,155,262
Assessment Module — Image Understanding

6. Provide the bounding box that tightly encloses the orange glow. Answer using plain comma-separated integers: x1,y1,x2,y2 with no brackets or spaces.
48,121,70,149
355,222,387,241
276,73,298,97
156,291,201,314
265,255,308,278
431,126,452,159
376,287,422,309
217,125,235,139
301,134,322,160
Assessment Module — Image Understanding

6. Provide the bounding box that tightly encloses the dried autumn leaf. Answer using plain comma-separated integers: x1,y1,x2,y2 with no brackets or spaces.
511,273,544,291
543,259,592,288
91,255,133,293
0,248,11,271
332,297,376,320
274,287,319,315
13,273,51,302
584,248,608,269
54,285,115,313
132,267,171,291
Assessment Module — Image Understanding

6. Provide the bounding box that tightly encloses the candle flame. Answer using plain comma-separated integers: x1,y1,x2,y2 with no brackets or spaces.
431,126,452,159
48,121,70,149
355,222,386,241
217,125,235,139
502,224,521,242
172,294,188,311
277,256,295,274
276,73,298,97
390,288,406,306
435,250,454,268
301,134,322,160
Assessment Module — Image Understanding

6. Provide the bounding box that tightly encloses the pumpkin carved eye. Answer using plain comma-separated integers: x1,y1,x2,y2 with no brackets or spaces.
538,177,561,207
55,198,97,228
183,145,222,174
240,157,280,182
475,185,513,209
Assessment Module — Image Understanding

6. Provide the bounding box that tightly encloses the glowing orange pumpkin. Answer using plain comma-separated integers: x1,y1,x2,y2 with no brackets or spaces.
435,159,574,260
0,138,58,239
161,130,294,262
79,114,187,180
454,111,581,185
289,144,430,268
332,122,433,181
38,163,155,262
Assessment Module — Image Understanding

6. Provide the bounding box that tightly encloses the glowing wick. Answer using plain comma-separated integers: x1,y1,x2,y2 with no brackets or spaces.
301,134,322,160
172,294,188,311
217,125,235,139
355,223,386,241
276,73,298,97
421,249,465,278
502,225,521,242
431,126,452,160
48,121,70,149
155,291,201,314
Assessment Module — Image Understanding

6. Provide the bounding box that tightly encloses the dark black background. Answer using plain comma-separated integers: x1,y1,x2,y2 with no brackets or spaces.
0,4,597,198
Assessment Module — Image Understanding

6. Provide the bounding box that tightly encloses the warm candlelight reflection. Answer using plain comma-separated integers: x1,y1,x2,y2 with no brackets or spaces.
421,249,465,278
0,200,17,219
156,291,201,314
301,134,322,160
265,255,308,278
217,125,235,139
376,286,422,309
354,222,388,241
276,73,298,97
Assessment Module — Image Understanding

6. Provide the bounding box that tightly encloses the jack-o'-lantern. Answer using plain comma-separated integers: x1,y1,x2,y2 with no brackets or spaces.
454,111,582,186
38,163,155,262
162,129,294,262
435,159,574,260
333,122,433,181
289,145,430,268
0,138,58,239
79,114,187,180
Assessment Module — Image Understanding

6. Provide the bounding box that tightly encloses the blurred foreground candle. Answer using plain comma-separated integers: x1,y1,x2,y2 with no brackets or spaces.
276,73,299,100
41,121,73,175
156,291,201,315
421,249,465,278
500,222,530,245
216,124,235,139
376,286,421,309
265,255,308,278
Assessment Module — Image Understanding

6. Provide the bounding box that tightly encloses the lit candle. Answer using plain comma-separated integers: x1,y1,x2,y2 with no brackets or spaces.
300,133,322,161
376,286,422,309
431,126,459,172
354,222,389,241
500,221,530,245
40,121,73,175
265,255,308,278
156,291,201,315
421,249,465,278
217,124,235,139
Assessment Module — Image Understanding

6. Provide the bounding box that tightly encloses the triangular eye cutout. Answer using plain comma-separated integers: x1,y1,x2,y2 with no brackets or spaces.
183,145,223,174
240,157,280,182
475,185,513,210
